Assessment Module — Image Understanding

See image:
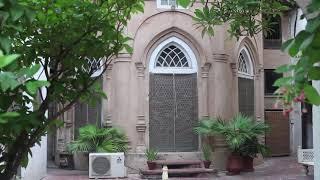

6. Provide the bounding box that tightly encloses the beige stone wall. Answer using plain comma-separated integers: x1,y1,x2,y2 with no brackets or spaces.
100,0,268,170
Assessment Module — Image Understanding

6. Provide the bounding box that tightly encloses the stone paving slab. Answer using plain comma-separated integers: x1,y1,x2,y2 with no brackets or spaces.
44,156,314,180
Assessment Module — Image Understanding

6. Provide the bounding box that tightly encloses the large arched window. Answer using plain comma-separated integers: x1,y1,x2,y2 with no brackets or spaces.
238,47,255,118
149,37,197,74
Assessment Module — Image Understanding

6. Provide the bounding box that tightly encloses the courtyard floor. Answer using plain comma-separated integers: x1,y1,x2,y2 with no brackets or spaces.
44,156,313,180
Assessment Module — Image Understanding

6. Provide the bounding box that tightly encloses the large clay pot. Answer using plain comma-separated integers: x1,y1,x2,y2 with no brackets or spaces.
147,161,157,170
203,160,211,169
242,156,254,172
226,153,243,175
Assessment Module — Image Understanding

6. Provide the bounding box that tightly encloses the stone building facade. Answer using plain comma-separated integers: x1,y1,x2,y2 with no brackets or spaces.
47,0,294,171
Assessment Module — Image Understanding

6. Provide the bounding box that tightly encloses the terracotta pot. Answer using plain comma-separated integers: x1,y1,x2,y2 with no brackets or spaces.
147,161,157,170
203,160,211,168
242,156,254,172
226,153,243,175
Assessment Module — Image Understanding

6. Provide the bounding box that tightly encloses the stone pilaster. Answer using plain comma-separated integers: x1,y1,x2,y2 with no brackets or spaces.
103,64,113,127
135,62,147,152
201,62,211,118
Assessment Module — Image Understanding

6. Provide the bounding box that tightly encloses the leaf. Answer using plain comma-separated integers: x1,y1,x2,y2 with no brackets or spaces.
309,67,320,80
275,64,295,73
177,0,190,8
0,54,19,68
17,64,41,78
0,36,12,54
304,85,320,105
9,5,24,22
273,77,293,87
26,80,50,95
0,112,20,118
0,72,20,91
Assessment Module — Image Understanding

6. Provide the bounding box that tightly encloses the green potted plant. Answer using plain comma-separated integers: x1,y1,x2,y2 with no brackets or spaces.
239,137,270,172
194,114,269,175
68,124,128,170
145,149,158,170
202,144,212,168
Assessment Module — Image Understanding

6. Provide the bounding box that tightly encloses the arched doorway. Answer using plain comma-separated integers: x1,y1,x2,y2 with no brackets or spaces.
149,37,198,152
238,47,255,117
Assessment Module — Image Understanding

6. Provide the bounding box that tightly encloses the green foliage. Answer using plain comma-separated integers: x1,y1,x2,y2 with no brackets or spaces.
0,0,144,178
68,125,128,153
195,114,269,153
202,144,212,161
239,137,270,158
145,149,158,161
274,0,320,108
178,0,294,38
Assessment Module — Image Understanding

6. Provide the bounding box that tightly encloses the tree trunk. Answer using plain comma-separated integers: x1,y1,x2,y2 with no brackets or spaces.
0,133,28,180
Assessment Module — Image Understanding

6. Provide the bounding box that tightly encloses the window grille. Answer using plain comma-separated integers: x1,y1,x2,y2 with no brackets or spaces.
156,45,190,68
238,53,249,74
263,15,282,49
238,48,253,79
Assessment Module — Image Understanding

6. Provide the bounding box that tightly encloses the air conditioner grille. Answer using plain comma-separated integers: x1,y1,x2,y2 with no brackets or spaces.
92,157,111,175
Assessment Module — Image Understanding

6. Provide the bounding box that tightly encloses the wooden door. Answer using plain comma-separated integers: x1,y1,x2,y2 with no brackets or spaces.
265,111,290,156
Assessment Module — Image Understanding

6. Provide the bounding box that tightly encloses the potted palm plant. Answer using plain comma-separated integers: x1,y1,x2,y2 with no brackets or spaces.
202,144,212,168
194,114,269,175
68,124,128,170
145,149,158,170
239,137,270,172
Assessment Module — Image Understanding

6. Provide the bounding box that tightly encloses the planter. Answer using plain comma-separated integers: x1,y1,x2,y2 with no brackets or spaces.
226,153,243,175
203,160,211,169
147,161,157,170
242,156,254,172
73,152,89,171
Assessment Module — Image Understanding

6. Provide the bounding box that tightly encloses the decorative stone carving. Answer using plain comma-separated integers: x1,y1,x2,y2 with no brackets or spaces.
201,62,211,78
106,64,113,80
104,115,112,128
135,62,146,77
213,53,229,63
136,115,147,153
230,62,237,76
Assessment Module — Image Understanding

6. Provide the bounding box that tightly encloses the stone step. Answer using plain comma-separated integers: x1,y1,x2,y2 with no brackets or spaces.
154,160,202,166
140,168,215,179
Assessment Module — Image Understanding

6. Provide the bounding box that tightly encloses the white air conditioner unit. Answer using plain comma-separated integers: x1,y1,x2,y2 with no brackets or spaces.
89,153,126,179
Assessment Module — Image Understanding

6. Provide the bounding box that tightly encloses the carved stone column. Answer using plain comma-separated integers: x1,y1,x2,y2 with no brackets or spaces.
135,62,147,152
201,62,211,118
212,53,230,170
103,64,113,128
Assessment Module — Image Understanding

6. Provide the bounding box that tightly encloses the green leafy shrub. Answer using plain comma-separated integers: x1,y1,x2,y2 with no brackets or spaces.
195,114,269,154
202,144,212,161
145,149,158,161
68,125,128,153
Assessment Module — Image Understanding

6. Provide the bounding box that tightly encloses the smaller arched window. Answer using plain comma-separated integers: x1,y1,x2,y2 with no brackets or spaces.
238,48,254,79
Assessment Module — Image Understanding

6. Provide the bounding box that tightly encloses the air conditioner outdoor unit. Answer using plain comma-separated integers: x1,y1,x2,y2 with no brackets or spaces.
89,153,127,179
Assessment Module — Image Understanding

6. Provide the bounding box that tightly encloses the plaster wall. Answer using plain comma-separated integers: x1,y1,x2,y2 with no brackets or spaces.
101,0,265,170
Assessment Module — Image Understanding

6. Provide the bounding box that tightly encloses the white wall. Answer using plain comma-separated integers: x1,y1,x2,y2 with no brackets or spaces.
21,136,47,180
21,65,48,180
289,9,307,154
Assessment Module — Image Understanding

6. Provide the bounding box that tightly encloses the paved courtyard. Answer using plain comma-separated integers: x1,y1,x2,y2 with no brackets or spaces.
44,156,313,180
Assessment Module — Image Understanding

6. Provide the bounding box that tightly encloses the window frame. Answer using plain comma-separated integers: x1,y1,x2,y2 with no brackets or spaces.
156,0,187,9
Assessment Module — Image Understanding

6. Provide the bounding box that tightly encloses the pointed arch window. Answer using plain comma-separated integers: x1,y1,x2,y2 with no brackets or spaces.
238,48,253,79
156,44,190,68
149,37,197,74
